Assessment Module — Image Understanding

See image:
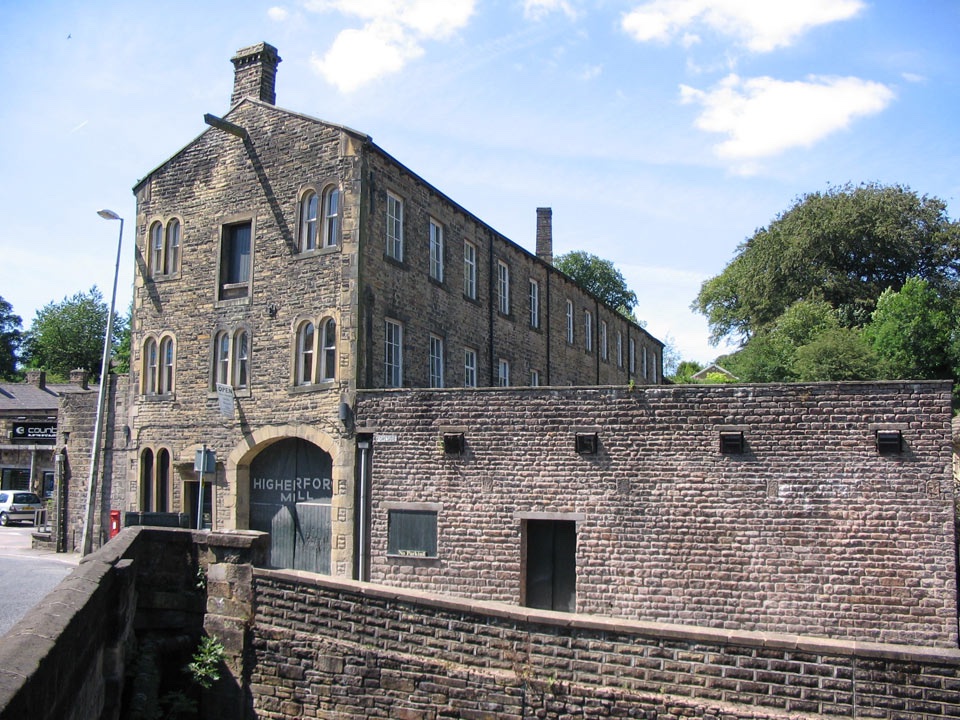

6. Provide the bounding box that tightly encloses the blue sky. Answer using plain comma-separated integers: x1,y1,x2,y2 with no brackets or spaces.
1,0,958,365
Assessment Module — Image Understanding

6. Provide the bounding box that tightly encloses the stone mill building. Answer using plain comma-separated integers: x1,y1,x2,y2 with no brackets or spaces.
129,42,663,579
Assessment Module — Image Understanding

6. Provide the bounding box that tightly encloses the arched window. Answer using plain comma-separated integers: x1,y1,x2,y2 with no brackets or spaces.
143,338,158,394
166,219,181,274
150,222,164,278
215,331,230,386
299,191,319,252
159,336,175,394
234,331,249,388
297,321,315,385
322,186,340,247
320,318,336,380
140,448,154,511
156,448,170,512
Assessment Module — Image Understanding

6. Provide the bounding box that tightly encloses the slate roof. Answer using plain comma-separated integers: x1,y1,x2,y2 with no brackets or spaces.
0,381,94,415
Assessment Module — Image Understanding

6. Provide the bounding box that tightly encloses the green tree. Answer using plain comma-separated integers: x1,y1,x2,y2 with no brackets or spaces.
792,327,878,381
670,360,704,384
863,277,954,380
555,251,639,317
21,287,117,382
0,296,22,380
693,183,960,345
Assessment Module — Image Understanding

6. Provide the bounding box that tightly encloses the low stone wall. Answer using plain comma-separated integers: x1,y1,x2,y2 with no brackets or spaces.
251,568,960,719
0,527,267,720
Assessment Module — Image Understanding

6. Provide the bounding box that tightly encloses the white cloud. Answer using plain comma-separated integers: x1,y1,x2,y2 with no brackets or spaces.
680,73,895,164
523,0,579,21
622,0,865,52
579,64,602,81
309,0,475,91
267,6,289,21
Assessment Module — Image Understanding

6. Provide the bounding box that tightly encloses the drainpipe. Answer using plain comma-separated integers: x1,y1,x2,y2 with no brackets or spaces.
357,438,371,581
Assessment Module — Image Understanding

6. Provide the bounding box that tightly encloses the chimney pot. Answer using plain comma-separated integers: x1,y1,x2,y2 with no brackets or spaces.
230,42,281,107
69,369,89,390
536,207,553,265
26,370,46,389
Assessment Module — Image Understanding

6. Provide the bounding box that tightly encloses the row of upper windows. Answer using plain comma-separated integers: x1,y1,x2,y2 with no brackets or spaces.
145,183,341,284
384,193,653,370
140,317,339,397
384,319,655,389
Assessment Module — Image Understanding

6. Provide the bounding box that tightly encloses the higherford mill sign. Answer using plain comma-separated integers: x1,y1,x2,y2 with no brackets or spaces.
11,421,57,444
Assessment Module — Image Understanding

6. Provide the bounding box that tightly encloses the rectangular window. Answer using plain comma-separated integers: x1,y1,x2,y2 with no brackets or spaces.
464,348,477,387
497,261,510,315
498,358,510,387
384,319,403,388
584,311,593,352
629,338,636,374
617,332,623,368
220,222,251,300
600,321,608,361
530,369,540,387
529,279,540,329
463,241,477,299
429,219,444,282
386,193,403,261
387,509,438,558
566,300,574,344
642,346,649,379
429,334,444,388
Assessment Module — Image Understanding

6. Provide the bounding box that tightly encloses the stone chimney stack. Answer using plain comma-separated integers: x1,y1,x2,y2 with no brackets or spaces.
536,207,553,265
26,370,46,389
69,369,89,390
230,42,281,107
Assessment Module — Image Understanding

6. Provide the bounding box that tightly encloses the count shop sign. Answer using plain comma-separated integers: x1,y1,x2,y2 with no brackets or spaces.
12,421,57,444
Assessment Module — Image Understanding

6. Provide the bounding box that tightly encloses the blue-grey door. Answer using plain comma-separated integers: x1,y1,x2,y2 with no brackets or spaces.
249,438,333,573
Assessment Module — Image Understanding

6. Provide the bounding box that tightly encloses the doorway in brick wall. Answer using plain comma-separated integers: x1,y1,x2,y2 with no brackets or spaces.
249,438,332,574
523,519,576,612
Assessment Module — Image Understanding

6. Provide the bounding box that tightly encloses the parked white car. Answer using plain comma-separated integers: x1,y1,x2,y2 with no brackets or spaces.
0,492,43,526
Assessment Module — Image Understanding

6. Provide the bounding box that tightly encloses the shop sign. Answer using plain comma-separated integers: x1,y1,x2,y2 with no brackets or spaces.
11,421,57,444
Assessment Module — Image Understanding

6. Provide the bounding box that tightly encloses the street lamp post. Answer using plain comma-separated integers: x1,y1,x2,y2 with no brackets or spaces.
80,209,124,556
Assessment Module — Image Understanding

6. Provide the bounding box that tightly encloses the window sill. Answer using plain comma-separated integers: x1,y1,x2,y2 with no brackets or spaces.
386,554,440,564
149,272,181,283
289,381,338,395
141,393,176,402
383,254,406,269
206,388,251,399
295,245,340,260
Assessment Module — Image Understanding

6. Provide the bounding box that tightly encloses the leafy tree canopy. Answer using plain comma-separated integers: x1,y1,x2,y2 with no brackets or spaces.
21,287,122,382
555,251,639,317
0,296,22,380
693,183,960,345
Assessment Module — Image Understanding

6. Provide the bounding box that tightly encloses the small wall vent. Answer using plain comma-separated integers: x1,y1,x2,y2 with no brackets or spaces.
719,431,745,454
443,432,465,455
876,429,903,455
575,433,598,455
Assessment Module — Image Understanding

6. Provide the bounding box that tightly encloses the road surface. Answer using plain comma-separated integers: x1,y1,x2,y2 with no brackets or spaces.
0,525,79,637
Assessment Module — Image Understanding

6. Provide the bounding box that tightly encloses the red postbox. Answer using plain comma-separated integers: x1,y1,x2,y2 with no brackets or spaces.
109,510,121,539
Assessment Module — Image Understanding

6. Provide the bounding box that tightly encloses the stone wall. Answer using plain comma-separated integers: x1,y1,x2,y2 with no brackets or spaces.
250,568,960,720
355,381,957,647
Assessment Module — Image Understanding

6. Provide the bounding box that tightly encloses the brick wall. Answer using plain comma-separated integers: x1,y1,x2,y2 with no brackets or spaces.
250,569,960,719
355,381,957,647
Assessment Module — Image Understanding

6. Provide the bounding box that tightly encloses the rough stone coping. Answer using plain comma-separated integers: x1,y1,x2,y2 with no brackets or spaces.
256,567,960,665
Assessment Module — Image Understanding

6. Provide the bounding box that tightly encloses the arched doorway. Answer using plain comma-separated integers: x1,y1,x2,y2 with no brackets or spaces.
249,437,333,573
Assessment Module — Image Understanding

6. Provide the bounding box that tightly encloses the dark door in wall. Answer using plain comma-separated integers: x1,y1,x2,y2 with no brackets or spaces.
524,520,577,612
249,438,332,574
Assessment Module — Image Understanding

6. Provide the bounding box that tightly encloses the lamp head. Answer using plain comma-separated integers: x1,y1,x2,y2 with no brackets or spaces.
97,209,121,221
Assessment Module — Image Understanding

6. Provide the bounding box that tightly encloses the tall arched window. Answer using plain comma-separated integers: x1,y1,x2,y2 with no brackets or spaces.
322,186,340,247
159,336,174,394
143,338,158,394
234,330,249,388
297,321,315,385
215,331,230,386
140,448,154,511
320,318,337,380
156,448,170,512
299,191,319,252
150,222,164,278
166,219,181,274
